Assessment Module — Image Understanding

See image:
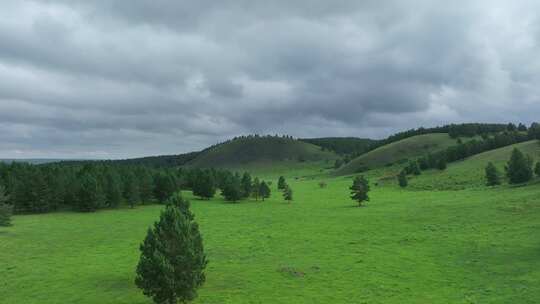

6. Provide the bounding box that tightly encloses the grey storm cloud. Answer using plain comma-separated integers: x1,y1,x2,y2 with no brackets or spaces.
1,0,540,158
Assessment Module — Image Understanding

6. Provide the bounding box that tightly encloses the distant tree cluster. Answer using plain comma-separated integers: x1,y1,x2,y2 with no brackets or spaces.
397,130,532,182
300,137,374,155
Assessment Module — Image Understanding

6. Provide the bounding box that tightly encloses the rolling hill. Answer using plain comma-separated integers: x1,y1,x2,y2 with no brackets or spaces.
409,140,540,190
335,133,460,175
185,135,338,171
299,137,376,155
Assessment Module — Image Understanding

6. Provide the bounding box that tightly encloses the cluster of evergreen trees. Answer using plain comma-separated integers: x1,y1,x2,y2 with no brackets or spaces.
186,169,271,203
397,130,533,181
485,148,540,186
0,162,180,214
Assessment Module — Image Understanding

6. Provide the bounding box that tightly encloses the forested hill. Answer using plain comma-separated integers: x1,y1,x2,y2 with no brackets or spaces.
299,137,375,155
186,135,338,169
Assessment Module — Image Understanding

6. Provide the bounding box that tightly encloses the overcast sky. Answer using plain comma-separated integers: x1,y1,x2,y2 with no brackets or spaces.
1,1,539,159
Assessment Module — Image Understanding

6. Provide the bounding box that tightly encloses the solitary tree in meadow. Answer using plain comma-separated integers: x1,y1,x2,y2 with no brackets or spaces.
397,170,408,188
318,181,327,188
277,176,287,190
283,186,293,203
259,181,271,201
485,162,501,186
0,185,12,227
350,176,370,207
135,195,207,304
506,148,533,184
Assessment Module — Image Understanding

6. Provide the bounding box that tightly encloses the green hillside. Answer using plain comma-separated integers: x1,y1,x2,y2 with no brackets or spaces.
186,136,338,171
409,140,540,190
299,137,375,155
335,133,459,175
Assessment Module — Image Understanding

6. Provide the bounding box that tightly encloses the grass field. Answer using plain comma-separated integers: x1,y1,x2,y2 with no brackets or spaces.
2,168,540,303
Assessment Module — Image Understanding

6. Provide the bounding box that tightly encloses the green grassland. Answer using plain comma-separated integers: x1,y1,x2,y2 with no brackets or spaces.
336,133,461,175
2,152,540,303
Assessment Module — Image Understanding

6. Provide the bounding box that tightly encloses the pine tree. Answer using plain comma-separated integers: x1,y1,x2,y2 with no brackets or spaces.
506,148,533,184
397,170,408,188
0,185,12,226
350,176,370,207
154,173,176,203
104,170,123,208
283,186,293,203
277,176,287,190
125,172,141,209
193,171,215,200
535,162,540,178
259,181,271,201
221,175,242,203
135,196,207,304
437,157,447,170
138,168,155,203
240,172,252,199
485,162,501,186
76,173,105,212
252,177,261,201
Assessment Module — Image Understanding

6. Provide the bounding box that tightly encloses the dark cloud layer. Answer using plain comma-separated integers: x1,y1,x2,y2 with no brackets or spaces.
1,1,540,158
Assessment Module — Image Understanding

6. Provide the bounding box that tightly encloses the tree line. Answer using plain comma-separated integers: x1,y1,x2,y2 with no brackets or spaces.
397,129,535,178
0,162,277,215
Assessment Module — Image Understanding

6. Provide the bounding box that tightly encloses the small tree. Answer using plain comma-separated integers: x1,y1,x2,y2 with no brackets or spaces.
251,178,261,201
259,181,271,201
350,176,370,207
318,181,327,188
154,174,177,203
437,157,447,170
221,176,242,203
506,148,533,184
535,162,540,178
397,170,408,188
485,162,501,186
283,186,293,203
135,195,207,304
193,171,216,200
277,176,287,190
240,172,252,199
0,185,12,227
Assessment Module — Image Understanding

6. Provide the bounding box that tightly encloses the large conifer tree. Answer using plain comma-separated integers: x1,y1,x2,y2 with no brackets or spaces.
506,148,533,184
135,195,207,304
350,176,370,207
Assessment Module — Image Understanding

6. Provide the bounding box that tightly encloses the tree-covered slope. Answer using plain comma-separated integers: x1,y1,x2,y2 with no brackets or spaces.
335,133,459,175
409,140,540,190
299,137,376,155
186,135,338,169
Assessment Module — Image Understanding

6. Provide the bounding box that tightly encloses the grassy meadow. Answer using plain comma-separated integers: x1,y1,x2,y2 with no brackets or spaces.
2,163,540,303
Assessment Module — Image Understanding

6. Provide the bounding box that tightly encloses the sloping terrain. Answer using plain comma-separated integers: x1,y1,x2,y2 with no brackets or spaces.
409,140,540,190
186,136,338,170
335,133,459,175
299,137,376,155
